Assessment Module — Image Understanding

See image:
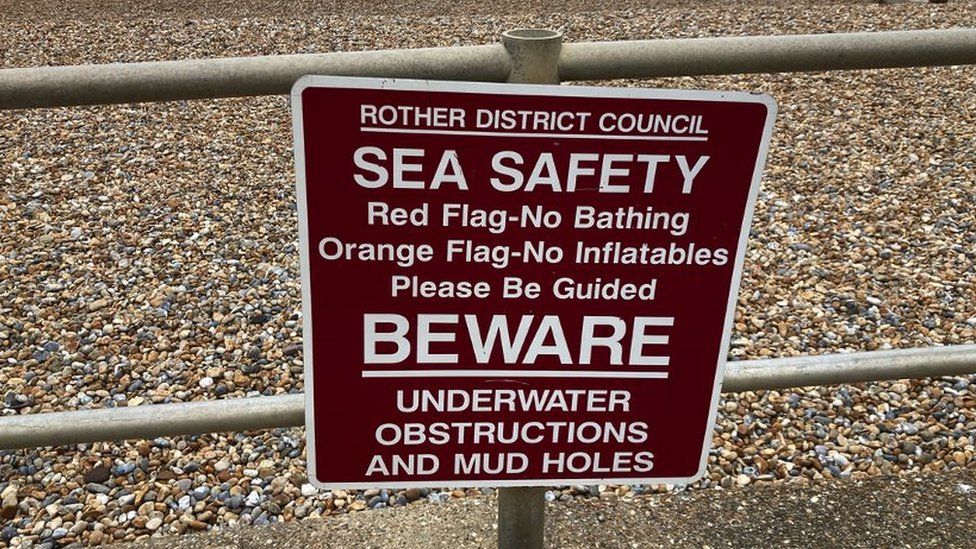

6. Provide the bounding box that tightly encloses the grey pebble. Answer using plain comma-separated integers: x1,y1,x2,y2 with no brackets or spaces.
85,483,110,494
115,462,136,475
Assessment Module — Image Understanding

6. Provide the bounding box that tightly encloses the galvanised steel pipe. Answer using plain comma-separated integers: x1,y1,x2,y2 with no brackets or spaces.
559,28,976,81
497,28,561,549
3,29,976,110
0,393,306,451
721,344,976,393
498,487,545,549
502,28,562,85
0,345,974,450
0,44,510,110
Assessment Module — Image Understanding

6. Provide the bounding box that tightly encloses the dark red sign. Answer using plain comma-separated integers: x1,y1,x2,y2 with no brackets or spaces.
292,77,776,488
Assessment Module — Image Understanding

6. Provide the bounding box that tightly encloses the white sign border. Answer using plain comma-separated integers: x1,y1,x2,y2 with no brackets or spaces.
292,75,777,490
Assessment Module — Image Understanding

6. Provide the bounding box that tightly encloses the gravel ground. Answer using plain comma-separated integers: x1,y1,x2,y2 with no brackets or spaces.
121,469,976,548
0,0,886,21
2,0,976,546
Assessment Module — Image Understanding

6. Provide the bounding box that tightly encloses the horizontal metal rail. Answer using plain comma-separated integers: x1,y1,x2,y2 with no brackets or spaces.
2,28,975,110
0,45,510,109
0,393,306,451
720,344,976,393
2,345,974,450
558,28,976,81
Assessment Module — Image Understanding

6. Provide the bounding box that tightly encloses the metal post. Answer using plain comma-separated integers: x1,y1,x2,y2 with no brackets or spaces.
496,27,562,549
501,28,563,85
498,486,546,549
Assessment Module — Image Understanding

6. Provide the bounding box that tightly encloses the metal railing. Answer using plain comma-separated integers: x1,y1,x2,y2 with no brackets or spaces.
2,28,976,110
1,345,974,451
1,27,975,451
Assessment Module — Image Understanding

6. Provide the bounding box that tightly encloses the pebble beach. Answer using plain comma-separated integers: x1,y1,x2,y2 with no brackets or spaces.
1,0,976,546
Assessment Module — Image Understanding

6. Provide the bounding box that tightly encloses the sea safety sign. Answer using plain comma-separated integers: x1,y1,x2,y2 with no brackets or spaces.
292,76,776,489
